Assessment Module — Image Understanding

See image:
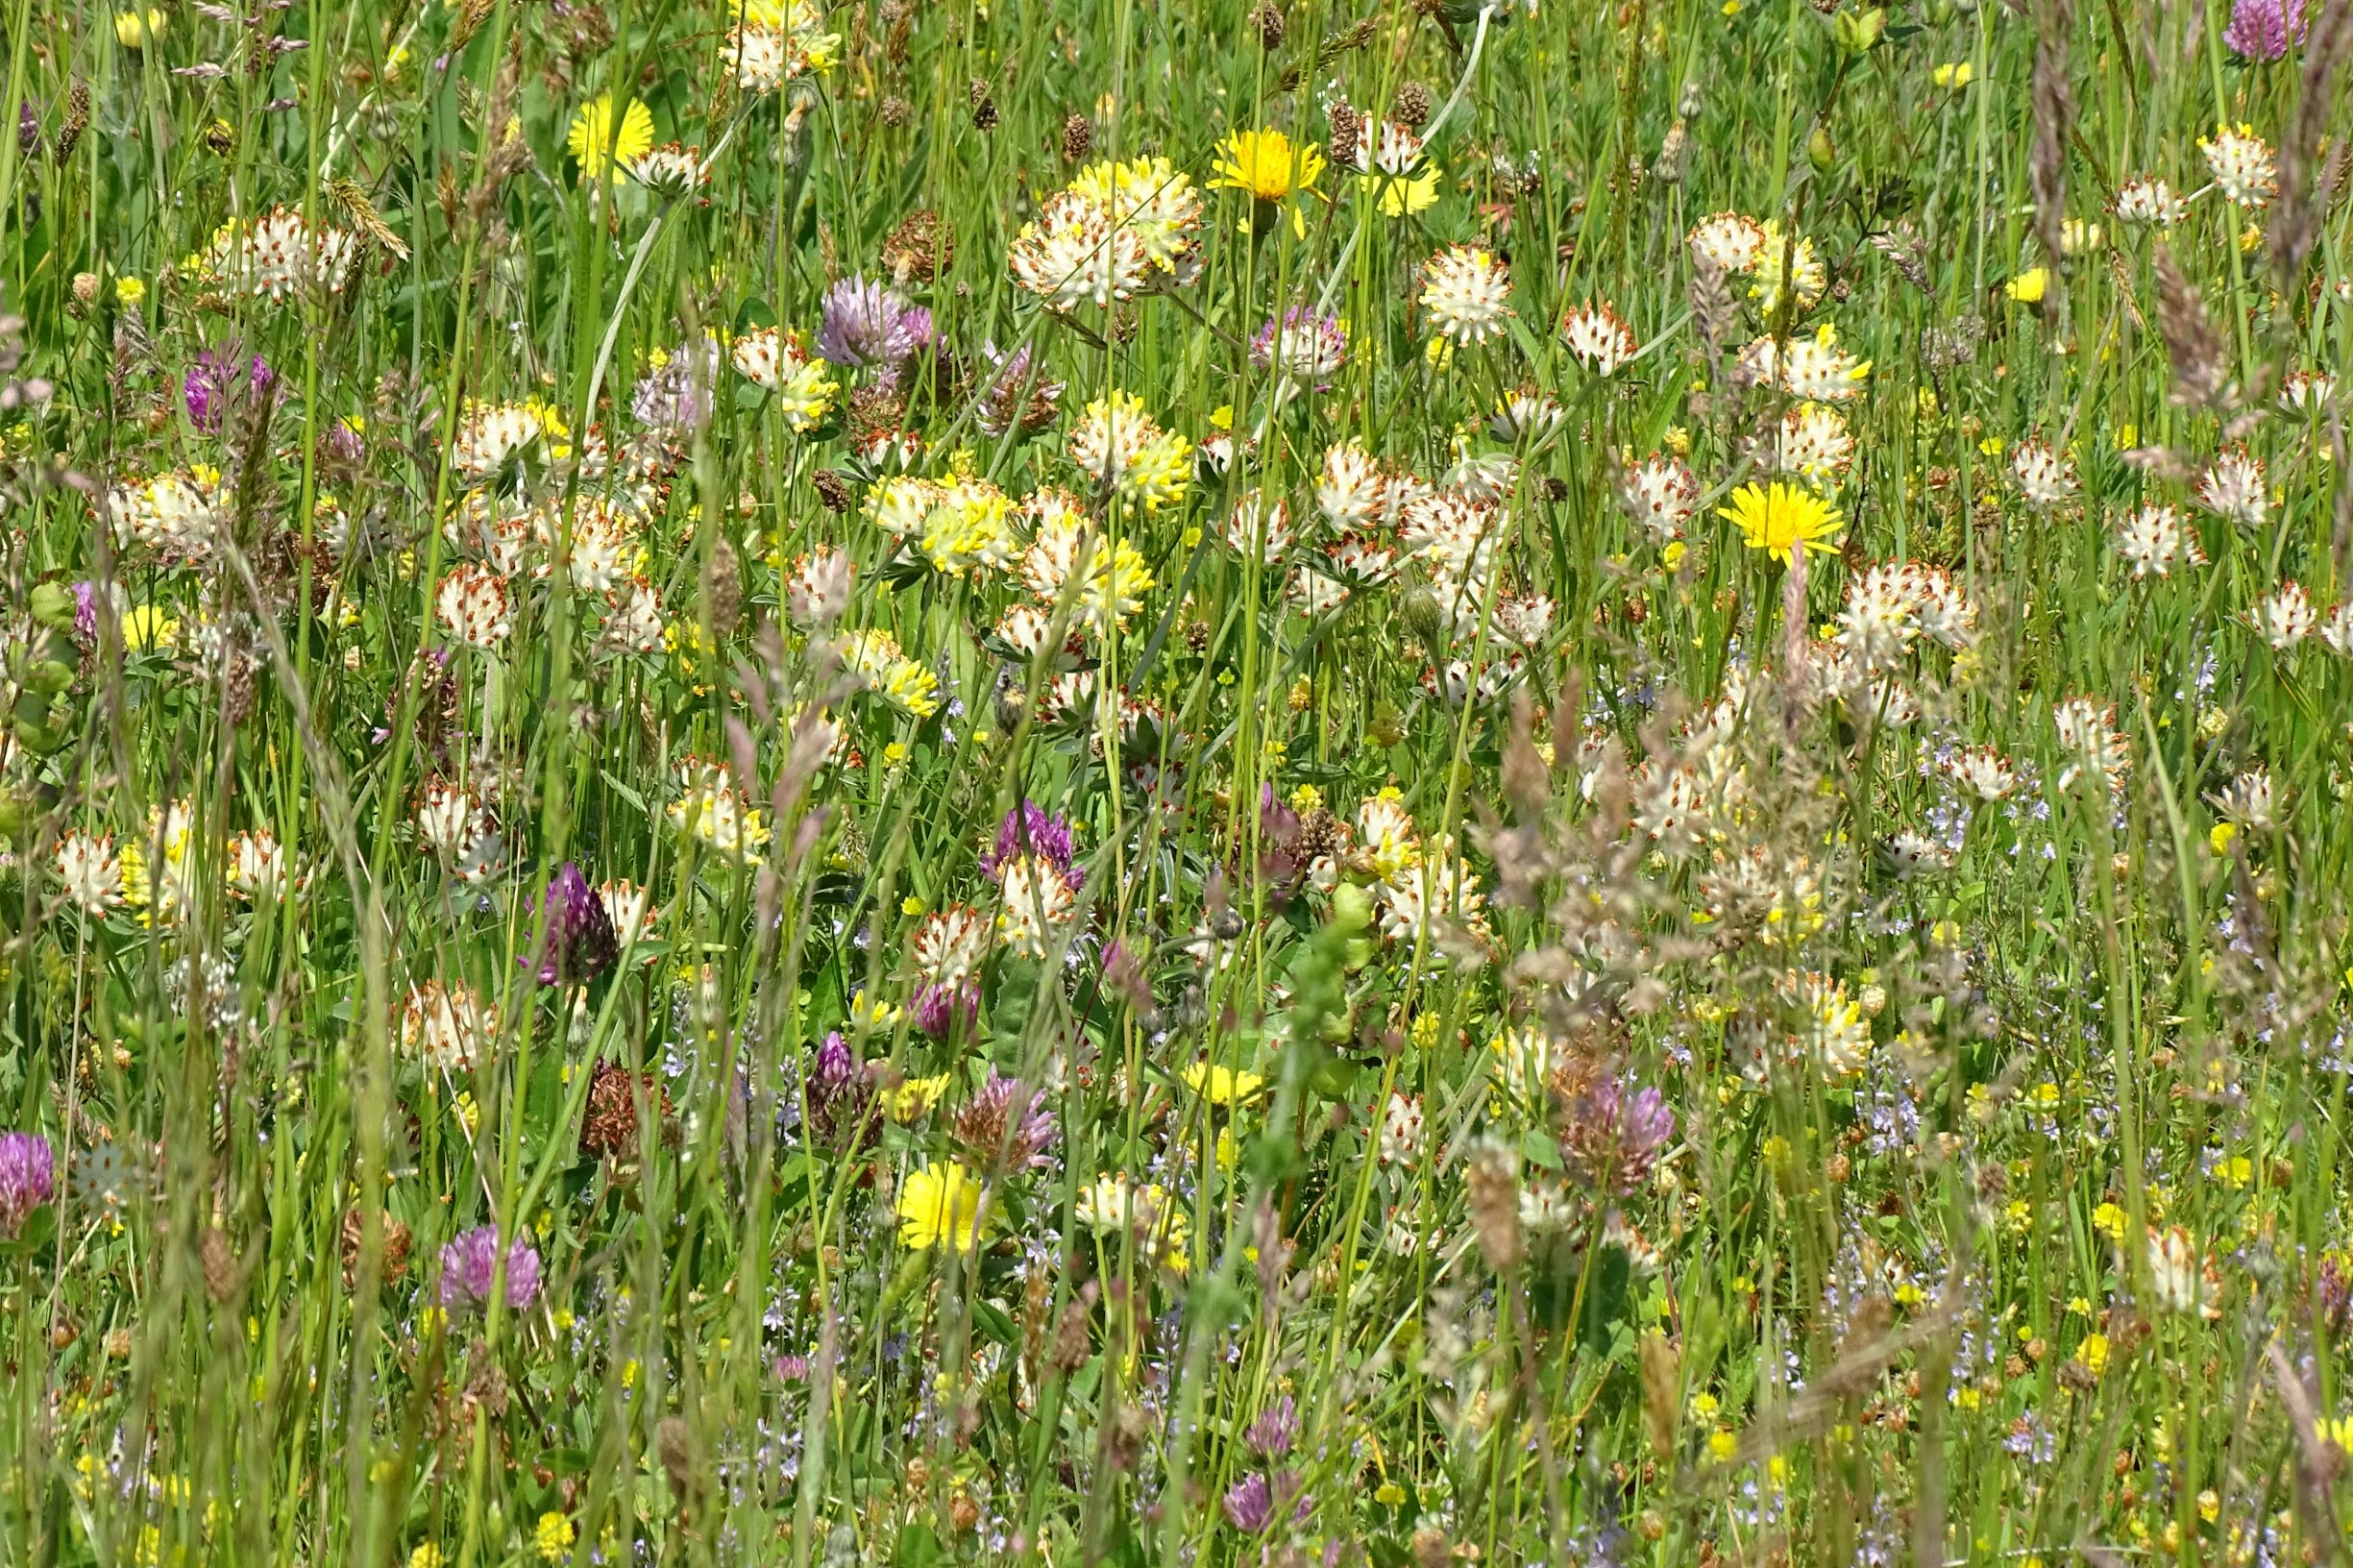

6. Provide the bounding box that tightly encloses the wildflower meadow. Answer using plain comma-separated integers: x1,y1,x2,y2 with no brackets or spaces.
3,0,2353,1561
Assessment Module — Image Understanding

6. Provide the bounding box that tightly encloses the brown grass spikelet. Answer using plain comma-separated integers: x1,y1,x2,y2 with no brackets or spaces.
1465,1139,1522,1271
447,0,499,53
2028,0,2075,272
54,83,89,165
2152,240,2228,408
331,177,411,261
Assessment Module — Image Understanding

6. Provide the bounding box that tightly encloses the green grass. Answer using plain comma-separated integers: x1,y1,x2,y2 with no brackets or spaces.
0,0,2350,1563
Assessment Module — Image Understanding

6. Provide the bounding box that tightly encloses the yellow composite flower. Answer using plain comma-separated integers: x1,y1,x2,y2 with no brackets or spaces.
120,604,180,651
1181,1062,1266,1106
1212,128,1324,204
1213,128,1323,236
115,8,164,47
567,94,656,182
1372,165,1442,219
896,1161,988,1251
1718,481,1842,565
884,1072,954,1124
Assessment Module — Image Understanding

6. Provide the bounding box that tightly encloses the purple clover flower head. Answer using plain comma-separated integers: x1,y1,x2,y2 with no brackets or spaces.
183,345,276,434
976,340,1065,438
630,339,719,435
812,1031,856,1093
954,1068,1058,1171
1221,1473,1275,1534
439,1224,542,1312
324,418,365,466
982,800,1076,882
1250,306,1348,390
911,979,981,1041
805,1031,879,1143
1245,1394,1298,1458
1100,939,1152,1009
16,101,37,157
1252,784,1310,901
2319,1256,2351,1339
525,862,619,987
815,275,925,369
2224,0,2305,58
0,1133,57,1237
1564,1080,1676,1198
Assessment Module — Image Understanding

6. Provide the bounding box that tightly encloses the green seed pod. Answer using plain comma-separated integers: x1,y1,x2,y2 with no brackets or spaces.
29,582,76,632
1834,7,1885,54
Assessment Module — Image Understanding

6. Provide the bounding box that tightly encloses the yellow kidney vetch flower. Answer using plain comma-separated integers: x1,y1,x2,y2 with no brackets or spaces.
567,94,656,182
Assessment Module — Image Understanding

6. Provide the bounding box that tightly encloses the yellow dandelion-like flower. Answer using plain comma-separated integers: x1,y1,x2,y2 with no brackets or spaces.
1212,128,1324,201
114,8,164,47
897,1161,987,1251
120,604,180,652
567,94,656,182
1718,481,1842,564
1182,1062,1266,1106
1375,165,1442,219
884,1073,954,1124
1212,128,1324,234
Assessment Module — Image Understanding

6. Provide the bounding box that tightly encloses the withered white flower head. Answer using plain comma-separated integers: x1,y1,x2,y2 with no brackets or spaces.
2009,438,2076,508
1559,302,1636,377
403,980,497,1072
435,563,513,648
2196,448,2267,528
2199,124,2276,208
1944,746,2018,802
784,546,854,627
453,403,552,487
1741,324,1869,402
2251,580,2316,650
2211,767,2279,835
1316,439,1387,528
1226,490,1294,562
2325,600,2353,657
1686,211,1766,274
1616,453,1699,542
1419,245,1513,347
1776,404,1853,483
54,832,122,917
913,905,993,986
996,854,1077,958
601,578,666,656
194,208,363,302
2053,697,2130,794
2112,177,2188,226
2115,503,2202,578
625,142,709,196
111,470,226,565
